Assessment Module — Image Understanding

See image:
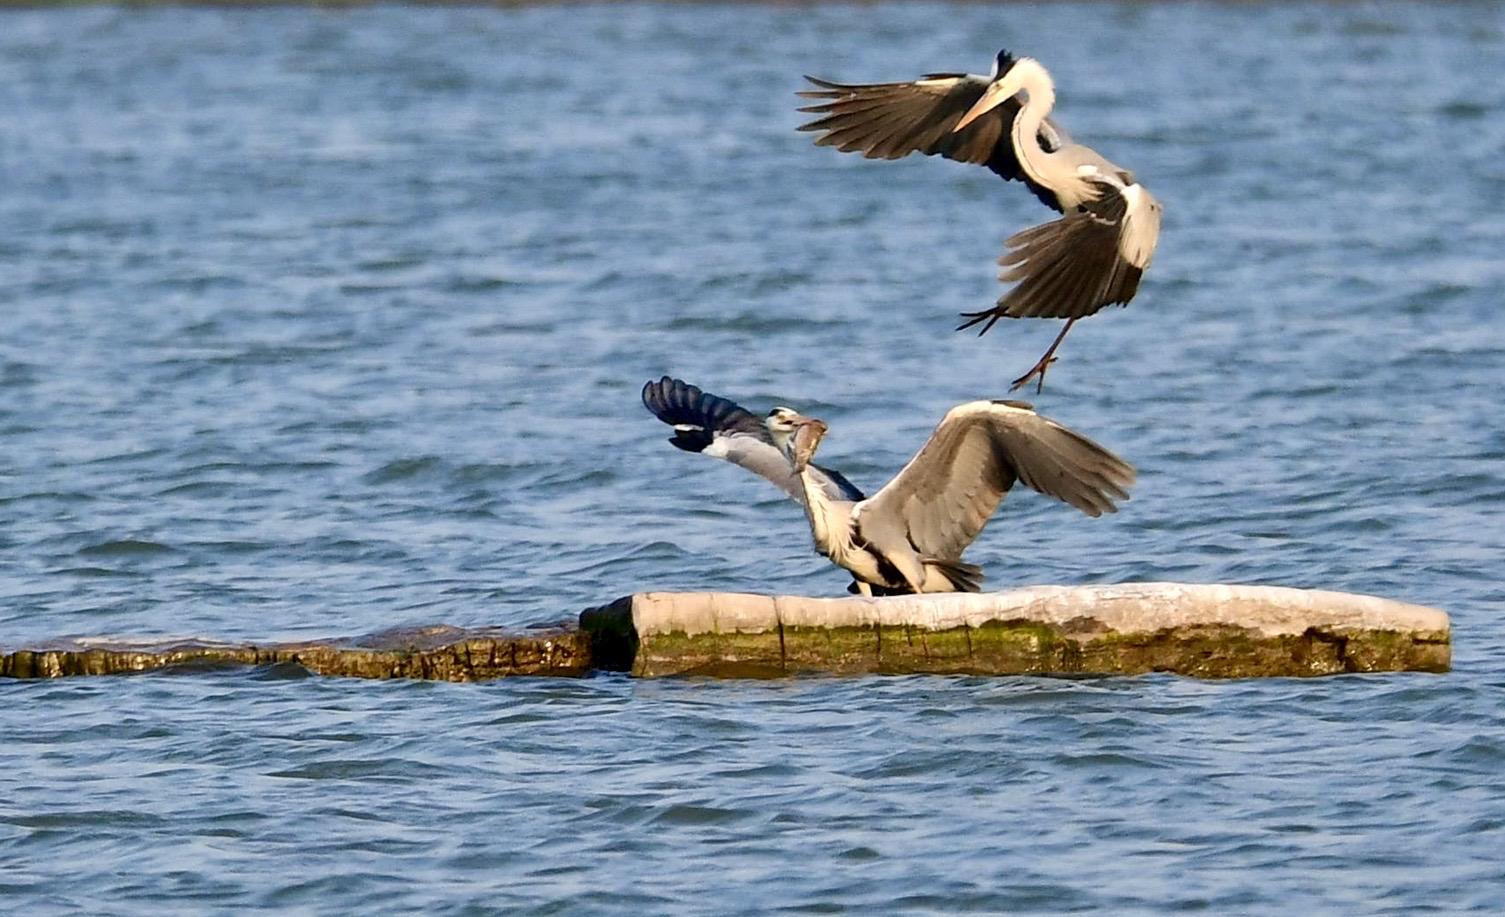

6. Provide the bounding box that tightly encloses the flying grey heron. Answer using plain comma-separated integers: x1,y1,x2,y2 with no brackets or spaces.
766,400,1134,594
798,50,1162,391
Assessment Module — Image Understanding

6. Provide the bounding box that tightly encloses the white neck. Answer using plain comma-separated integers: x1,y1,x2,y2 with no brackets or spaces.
797,468,839,555
1008,59,1060,190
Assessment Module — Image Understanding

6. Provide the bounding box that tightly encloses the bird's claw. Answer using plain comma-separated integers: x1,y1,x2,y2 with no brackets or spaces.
956,309,1004,336
1008,356,1058,394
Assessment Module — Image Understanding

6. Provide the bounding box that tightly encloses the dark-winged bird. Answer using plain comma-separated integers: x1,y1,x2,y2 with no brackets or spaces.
799,51,1161,391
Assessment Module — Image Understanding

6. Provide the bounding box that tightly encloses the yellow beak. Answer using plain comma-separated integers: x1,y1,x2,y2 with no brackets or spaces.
954,80,1016,132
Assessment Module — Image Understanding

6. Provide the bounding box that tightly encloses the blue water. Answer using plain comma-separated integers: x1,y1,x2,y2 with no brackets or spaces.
2,2,1504,912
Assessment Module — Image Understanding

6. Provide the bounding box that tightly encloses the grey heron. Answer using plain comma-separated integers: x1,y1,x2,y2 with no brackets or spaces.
798,50,1162,391
766,400,1134,594
642,376,907,595
642,376,865,505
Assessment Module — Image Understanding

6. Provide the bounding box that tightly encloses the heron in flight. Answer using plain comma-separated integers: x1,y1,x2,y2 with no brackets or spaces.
798,50,1162,391
766,400,1134,595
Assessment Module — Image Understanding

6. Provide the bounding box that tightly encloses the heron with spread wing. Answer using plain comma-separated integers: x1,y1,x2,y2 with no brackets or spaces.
643,376,903,595
766,400,1134,595
641,376,864,505
799,50,1162,391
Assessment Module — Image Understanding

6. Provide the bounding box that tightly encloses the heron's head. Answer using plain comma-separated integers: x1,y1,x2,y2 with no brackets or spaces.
766,407,801,450
990,49,1019,80
766,407,827,472
954,52,1043,132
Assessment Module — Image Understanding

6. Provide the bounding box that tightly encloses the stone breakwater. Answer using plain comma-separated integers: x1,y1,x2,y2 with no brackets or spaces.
0,625,591,681
2,584,1450,681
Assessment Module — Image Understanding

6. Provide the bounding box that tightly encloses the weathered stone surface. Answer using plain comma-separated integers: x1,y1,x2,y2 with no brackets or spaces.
0,625,591,681
2,584,1451,681
580,584,1451,678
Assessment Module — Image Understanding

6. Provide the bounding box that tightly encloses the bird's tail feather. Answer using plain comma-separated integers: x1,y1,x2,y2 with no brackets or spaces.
925,558,984,593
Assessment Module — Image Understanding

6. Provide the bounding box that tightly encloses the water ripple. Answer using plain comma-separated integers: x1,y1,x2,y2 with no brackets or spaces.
2,3,1504,914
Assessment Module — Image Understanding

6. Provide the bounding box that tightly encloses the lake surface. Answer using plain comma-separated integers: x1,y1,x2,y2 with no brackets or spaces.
3,2,1504,912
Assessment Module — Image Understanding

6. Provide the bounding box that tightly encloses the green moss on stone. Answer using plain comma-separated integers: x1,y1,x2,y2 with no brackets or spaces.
627,618,1451,679
1,597,1452,682
635,628,785,677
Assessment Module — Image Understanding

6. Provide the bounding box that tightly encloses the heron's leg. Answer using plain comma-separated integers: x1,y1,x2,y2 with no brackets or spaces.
1009,318,1077,394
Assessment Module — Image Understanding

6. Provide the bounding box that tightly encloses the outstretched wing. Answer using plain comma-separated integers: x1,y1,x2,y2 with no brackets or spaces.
855,400,1134,562
959,179,1162,331
641,377,864,503
797,71,1064,211
642,375,769,453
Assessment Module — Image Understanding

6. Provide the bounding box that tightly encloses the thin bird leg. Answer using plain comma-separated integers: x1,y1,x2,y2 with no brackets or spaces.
1009,318,1078,394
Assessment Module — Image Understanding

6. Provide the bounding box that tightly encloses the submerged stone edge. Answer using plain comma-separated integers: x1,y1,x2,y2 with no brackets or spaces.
0,626,592,681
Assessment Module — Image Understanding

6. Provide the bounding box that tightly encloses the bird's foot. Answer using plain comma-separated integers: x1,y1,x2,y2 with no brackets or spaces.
956,309,1005,336
1008,355,1058,394
1008,317,1076,393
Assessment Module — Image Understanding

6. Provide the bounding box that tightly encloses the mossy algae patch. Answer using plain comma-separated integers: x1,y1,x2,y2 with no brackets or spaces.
593,585,1450,679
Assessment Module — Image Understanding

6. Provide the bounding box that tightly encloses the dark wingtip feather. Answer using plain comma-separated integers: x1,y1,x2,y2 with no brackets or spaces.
640,376,683,425
641,376,769,453
642,377,709,452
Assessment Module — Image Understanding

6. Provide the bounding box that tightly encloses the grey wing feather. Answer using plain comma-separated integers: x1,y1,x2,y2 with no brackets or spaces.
996,209,1141,320
641,377,864,503
858,401,1134,562
807,462,866,503
797,74,1064,210
956,180,1155,333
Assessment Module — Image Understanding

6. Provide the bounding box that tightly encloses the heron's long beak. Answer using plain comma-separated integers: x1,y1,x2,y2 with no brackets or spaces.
954,80,1018,132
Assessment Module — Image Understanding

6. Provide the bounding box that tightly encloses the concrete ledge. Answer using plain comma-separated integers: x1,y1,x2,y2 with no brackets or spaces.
0,625,590,681
2,584,1451,681
579,584,1451,678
